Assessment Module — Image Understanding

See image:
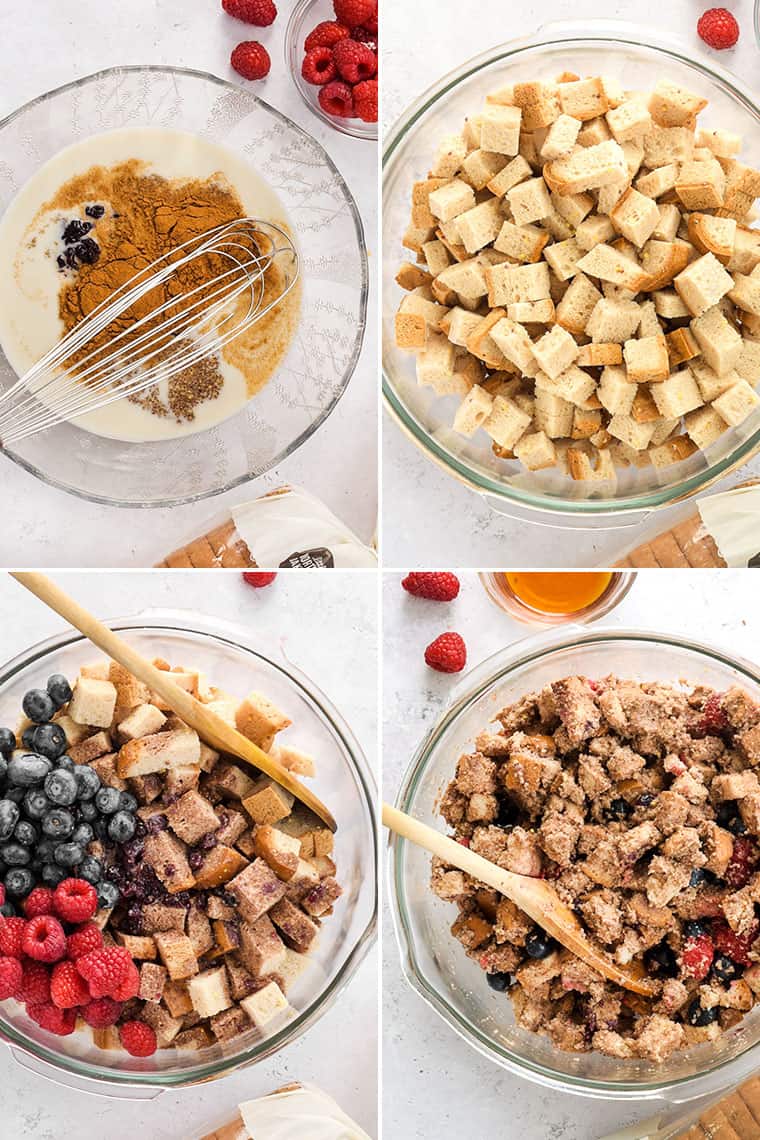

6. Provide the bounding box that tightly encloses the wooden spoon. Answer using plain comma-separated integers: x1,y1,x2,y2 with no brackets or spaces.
383,802,655,997
12,572,336,832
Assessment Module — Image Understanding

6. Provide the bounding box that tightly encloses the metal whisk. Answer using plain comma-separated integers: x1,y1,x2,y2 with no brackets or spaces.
0,218,299,445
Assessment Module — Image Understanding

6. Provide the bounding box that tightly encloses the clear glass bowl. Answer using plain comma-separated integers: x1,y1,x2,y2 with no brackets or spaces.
390,626,760,1101
382,21,760,530
285,0,378,142
0,66,369,507
0,611,377,1094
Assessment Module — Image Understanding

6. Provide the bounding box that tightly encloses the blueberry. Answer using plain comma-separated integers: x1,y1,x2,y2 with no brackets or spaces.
53,842,83,868
55,755,75,772
78,855,102,885
74,237,99,265
717,803,737,827
690,868,708,888
7,754,52,787
685,999,719,1027
0,842,29,866
684,920,709,940
0,728,16,756
22,789,50,821
638,792,656,807
95,786,121,815
31,723,67,761
713,954,742,982
21,727,37,751
4,868,33,897
0,800,19,841
35,838,56,862
85,204,105,220
22,689,56,724
13,820,37,846
108,811,136,844
644,941,678,978
72,822,94,847
41,807,74,840
77,799,98,822
495,798,516,829
0,756,6,784
728,816,748,836
96,880,119,909
525,930,555,959
4,787,24,805
606,797,633,820
0,901,17,916
46,674,72,708
62,218,92,244
44,768,77,807
41,864,66,887
486,971,512,992
73,766,100,801
118,792,138,814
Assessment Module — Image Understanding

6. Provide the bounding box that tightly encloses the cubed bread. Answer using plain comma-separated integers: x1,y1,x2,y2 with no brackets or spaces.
674,252,734,316
192,845,249,890
452,385,494,437
691,306,743,375
118,728,200,779
269,898,319,954
480,104,522,155
241,980,291,1032
531,325,580,379
650,371,704,419
623,335,670,384
165,790,220,846
235,693,291,748
143,831,195,894
187,966,231,1019
243,779,295,827
228,858,287,924
68,677,117,728
117,703,166,742
238,915,287,979
154,931,199,981
713,379,760,426
253,825,301,880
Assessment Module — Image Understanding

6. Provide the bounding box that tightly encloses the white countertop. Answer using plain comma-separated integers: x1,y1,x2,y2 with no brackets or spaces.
0,0,377,567
382,569,760,1138
0,570,378,1138
381,0,760,568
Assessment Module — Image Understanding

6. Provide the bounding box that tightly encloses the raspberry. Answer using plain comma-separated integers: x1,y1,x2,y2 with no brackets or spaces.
0,956,22,1000
353,80,378,124
332,39,377,84
318,81,354,118
714,921,759,966
112,959,140,1001
119,1020,158,1057
333,0,375,29
302,47,337,86
53,879,98,924
82,997,123,1029
50,960,91,1009
22,916,66,963
66,921,104,961
222,0,277,25
424,632,467,674
365,13,377,33
697,8,740,50
27,1001,76,1036
231,41,271,81
304,20,350,51
23,887,54,919
725,836,758,888
696,692,729,736
15,960,51,1005
243,571,277,587
402,572,460,602
0,917,27,958
76,946,133,999
680,932,714,981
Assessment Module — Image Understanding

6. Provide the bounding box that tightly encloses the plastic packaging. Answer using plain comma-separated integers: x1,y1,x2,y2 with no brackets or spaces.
199,1084,373,1140
600,1072,760,1138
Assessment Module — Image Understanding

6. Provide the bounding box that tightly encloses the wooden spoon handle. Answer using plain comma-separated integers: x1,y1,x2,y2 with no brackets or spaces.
12,572,336,832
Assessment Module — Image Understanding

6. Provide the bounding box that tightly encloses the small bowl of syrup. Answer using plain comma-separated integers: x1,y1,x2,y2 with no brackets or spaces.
479,571,636,626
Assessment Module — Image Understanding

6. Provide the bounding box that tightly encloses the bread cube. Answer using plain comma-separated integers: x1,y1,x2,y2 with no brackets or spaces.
428,179,476,223
610,187,660,248
480,105,521,155
576,343,623,367
154,931,199,981
242,778,295,827
117,727,200,779
241,980,291,1032
665,328,700,368
675,252,734,317
598,367,637,415
651,371,704,419
193,845,249,890
270,897,319,954
507,299,555,323
713,379,760,426
534,388,575,438
685,405,731,449
558,77,609,122
431,133,468,178
607,414,657,451
512,82,561,130
205,761,257,801
228,858,287,924
452,385,494,437
575,244,646,291
68,731,112,766
235,692,291,749
253,825,301,880
456,199,504,254
697,128,742,159
487,154,532,198
544,140,628,195
143,830,195,894
586,298,641,343
649,81,707,128
494,220,549,264
141,902,187,934
68,677,117,729
513,431,557,471
623,335,670,384
187,966,231,1019
165,790,220,846
606,98,651,143
643,125,695,169
481,395,531,450
567,447,617,481
575,214,615,251
543,237,584,282
691,307,743,376
540,114,581,161
117,703,166,742
636,164,678,199
395,311,427,350
531,325,580,380
140,1003,183,1048
555,273,602,334
535,365,595,407
301,876,343,918
209,1005,249,1044
238,915,287,979
138,962,167,1003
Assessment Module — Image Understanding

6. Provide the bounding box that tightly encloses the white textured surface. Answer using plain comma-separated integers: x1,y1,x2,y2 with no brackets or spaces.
381,0,760,568
382,570,759,1138
0,571,378,1139
0,0,377,567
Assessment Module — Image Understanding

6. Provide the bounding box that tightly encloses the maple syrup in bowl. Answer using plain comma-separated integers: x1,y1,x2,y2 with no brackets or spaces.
479,571,636,626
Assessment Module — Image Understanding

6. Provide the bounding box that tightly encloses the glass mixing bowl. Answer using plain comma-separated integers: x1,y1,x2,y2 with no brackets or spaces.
390,626,760,1101
0,66,368,507
382,21,760,530
0,611,376,1095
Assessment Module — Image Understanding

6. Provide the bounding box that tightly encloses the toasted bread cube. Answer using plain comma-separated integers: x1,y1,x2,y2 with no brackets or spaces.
395,261,433,293
652,203,681,243
685,405,731,449
80,661,109,681
165,789,220,846
653,289,690,321
144,830,195,894
513,430,557,471
651,371,703,419
610,187,660,248
68,677,117,729
643,124,695,169
607,414,657,451
543,237,584,283
173,1026,212,1051
481,395,531,450
428,179,476,223
586,297,641,343
138,962,167,1003
228,858,287,924
253,825,301,880
507,299,555,323
631,387,662,424
209,1006,249,1044
242,779,295,827
636,164,679,199
224,957,256,1002
535,365,595,407
395,311,427,350
452,385,494,437
53,713,90,747
534,388,575,438
675,252,734,317
577,343,623,367
142,902,186,935
140,1002,183,1048
531,325,580,380
691,306,743,375
456,198,503,253
117,703,166,742
487,154,532,198
555,273,602,335
416,335,464,397
186,907,213,957
513,81,561,130
697,128,742,159
577,117,612,147
649,81,707,128
575,244,646,291
241,980,290,1032
301,876,343,918
493,220,549,264
559,78,608,122
480,104,521,155
488,319,536,377
238,915,286,979
666,328,700,368
274,744,316,779
623,335,670,384
691,360,741,402
117,727,200,779
544,140,628,195
268,897,318,954
68,731,112,766
540,114,581,161
235,692,291,748
606,98,651,143
675,159,726,211
737,338,760,385
154,931,199,981
729,273,760,317
567,447,617,481
506,177,550,227
461,149,507,192
688,213,737,264
713,379,760,426
422,239,451,278
187,965,231,1020
431,133,468,178
598,366,637,416
649,434,699,467
575,214,615,251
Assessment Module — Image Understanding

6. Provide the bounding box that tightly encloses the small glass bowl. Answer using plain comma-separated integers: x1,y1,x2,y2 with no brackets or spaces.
479,571,637,626
285,0,378,141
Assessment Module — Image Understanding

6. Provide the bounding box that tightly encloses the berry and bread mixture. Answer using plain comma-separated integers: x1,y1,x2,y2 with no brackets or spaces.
394,74,760,484
432,674,760,1061
0,661,341,1057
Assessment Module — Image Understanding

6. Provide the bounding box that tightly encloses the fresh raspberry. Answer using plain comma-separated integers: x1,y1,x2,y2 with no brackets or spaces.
27,1001,76,1036
333,0,375,29
0,956,22,1000
402,572,460,602
76,946,133,999
119,1020,158,1058
714,920,759,966
0,917,27,958
697,8,740,50
318,81,354,118
66,921,104,961
365,12,377,33
52,879,98,924
332,38,377,84
725,836,758,888
15,960,51,1005
679,932,714,981
231,41,271,81
23,887,54,919
22,915,66,963
351,26,377,52
424,632,467,674
112,960,140,1001
696,692,729,736
50,960,91,1009
243,571,277,587
353,80,378,123
304,20,350,51
82,997,123,1029
222,0,277,24
302,46,337,86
